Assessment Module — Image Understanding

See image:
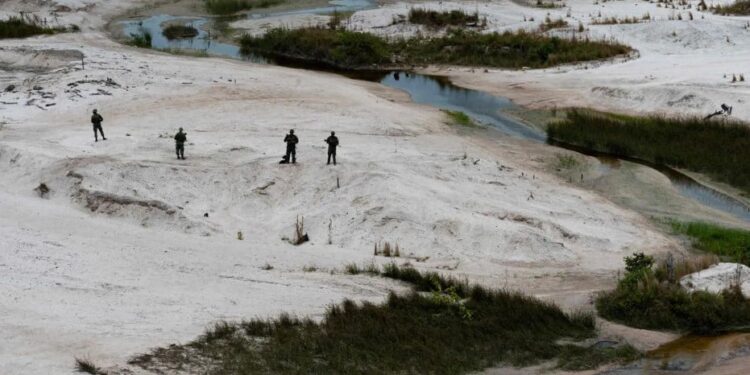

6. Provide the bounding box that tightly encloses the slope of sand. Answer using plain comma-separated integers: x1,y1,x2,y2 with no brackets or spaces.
0,1,686,374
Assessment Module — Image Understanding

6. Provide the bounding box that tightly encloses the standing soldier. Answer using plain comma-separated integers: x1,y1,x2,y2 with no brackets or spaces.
282,129,299,164
174,128,187,160
325,131,339,165
91,109,106,142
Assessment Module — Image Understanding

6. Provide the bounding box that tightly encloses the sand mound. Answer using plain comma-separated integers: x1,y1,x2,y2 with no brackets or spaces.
681,263,750,296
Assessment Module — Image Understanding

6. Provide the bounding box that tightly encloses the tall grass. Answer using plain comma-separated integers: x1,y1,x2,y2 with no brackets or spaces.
0,16,69,39
204,0,284,15
548,110,750,194
712,0,750,15
671,221,750,265
127,30,152,48
129,264,637,374
240,27,631,69
596,253,750,333
407,8,482,28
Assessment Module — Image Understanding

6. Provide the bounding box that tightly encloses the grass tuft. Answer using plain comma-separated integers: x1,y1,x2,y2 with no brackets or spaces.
443,110,478,127
74,358,104,374
548,109,750,194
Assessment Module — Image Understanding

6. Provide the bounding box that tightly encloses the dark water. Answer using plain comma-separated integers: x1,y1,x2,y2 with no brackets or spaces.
118,10,750,223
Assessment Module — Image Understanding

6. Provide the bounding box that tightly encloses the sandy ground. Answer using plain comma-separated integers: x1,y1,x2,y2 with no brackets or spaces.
4,0,746,374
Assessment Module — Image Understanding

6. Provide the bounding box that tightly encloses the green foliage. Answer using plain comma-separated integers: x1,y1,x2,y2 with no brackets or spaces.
713,0,750,15
204,0,284,15
128,264,633,374
624,252,654,274
407,8,481,28
539,17,569,32
128,30,152,48
74,358,103,374
0,16,69,39
596,253,750,333
548,110,750,194
162,24,199,39
443,110,478,127
395,29,631,69
239,27,631,69
240,27,391,68
671,221,750,265
554,153,578,169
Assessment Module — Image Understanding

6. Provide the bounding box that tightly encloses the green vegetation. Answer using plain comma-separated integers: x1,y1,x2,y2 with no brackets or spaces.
554,153,579,169
240,27,392,68
128,264,637,374
204,0,284,15
127,30,152,48
671,221,750,265
162,24,199,39
596,253,750,334
443,110,478,127
240,27,631,69
0,16,71,39
74,358,103,374
539,17,569,32
712,0,750,15
407,8,482,28
548,110,750,194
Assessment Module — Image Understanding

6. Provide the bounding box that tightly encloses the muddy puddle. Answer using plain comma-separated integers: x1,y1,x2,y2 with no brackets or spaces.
603,333,750,374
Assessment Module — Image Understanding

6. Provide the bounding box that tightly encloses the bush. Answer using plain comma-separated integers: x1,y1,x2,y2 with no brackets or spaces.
129,264,636,374
162,24,199,39
240,27,391,68
408,8,481,28
128,30,152,48
596,253,750,333
240,27,631,70
204,0,284,15
548,110,750,194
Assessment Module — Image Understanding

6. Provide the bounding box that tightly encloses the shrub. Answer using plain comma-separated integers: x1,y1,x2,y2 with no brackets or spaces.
407,8,481,28
548,110,750,194
162,24,199,39
596,253,750,333
128,30,152,48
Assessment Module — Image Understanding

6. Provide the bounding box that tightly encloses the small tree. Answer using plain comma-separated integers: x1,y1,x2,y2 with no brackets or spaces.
624,252,654,274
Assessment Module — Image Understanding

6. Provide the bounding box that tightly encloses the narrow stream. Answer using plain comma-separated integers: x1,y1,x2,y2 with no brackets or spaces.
118,2,750,224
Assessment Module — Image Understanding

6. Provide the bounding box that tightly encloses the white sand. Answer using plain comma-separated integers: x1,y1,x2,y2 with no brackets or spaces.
0,0,710,373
